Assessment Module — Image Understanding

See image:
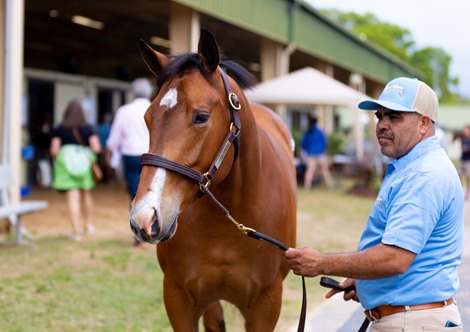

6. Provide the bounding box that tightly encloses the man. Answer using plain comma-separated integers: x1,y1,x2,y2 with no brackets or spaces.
456,125,470,200
285,77,464,330
301,115,334,190
106,78,152,246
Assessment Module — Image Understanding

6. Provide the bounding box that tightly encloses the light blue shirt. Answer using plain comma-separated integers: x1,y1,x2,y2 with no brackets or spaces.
356,136,464,309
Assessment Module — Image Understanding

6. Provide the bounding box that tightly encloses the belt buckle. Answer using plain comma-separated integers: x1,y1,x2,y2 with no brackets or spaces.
365,309,379,321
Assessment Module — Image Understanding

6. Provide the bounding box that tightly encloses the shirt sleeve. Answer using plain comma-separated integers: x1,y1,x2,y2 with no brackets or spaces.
382,173,440,254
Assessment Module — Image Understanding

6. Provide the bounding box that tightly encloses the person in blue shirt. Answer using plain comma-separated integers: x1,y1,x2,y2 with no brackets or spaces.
285,77,464,331
96,113,113,182
301,115,333,190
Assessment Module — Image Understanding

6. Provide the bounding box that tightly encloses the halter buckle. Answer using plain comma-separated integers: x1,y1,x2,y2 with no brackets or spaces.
199,172,212,191
229,122,240,135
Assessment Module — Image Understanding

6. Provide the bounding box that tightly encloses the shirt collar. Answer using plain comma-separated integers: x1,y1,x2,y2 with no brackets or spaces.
389,135,440,172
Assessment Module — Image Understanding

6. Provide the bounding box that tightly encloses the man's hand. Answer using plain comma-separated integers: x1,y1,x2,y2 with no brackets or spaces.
285,247,325,277
324,278,359,302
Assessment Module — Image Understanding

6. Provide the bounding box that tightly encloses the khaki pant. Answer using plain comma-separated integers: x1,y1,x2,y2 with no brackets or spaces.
370,302,462,331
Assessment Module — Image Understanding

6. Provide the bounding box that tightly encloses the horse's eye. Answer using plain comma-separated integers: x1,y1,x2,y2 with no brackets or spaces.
193,113,210,124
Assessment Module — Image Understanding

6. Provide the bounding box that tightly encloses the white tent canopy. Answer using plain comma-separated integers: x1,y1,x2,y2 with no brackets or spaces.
244,67,375,162
245,67,369,109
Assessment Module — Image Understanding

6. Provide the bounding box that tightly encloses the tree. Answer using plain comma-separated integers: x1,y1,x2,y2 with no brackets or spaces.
411,47,459,103
321,9,459,102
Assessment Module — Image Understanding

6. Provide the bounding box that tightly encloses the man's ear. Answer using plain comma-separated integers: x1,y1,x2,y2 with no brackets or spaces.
420,116,432,134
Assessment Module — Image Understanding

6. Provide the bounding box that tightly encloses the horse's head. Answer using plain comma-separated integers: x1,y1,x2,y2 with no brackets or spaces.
130,28,255,244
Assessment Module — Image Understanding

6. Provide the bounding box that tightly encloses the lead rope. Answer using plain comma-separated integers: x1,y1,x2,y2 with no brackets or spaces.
358,318,370,332
200,185,307,332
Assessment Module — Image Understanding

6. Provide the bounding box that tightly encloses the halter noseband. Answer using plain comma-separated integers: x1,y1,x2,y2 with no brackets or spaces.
141,68,241,190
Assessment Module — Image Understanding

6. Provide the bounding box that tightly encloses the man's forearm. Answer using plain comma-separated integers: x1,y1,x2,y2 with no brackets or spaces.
321,244,415,279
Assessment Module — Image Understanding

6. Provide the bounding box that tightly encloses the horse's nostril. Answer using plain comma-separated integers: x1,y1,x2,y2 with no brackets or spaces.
151,219,160,237
150,208,160,237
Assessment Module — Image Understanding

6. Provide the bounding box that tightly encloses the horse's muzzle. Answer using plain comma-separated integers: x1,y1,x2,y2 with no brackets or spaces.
129,215,178,244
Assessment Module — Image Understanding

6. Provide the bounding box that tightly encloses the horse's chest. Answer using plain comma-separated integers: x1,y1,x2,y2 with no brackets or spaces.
179,264,262,306
162,242,268,293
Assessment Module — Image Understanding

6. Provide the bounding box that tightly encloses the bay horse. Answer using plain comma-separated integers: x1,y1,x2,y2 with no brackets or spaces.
130,28,297,331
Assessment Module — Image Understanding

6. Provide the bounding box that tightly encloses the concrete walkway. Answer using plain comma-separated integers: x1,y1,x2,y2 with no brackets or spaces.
291,203,470,331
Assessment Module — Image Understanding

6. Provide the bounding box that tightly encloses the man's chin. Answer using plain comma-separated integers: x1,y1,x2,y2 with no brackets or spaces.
380,147,393,159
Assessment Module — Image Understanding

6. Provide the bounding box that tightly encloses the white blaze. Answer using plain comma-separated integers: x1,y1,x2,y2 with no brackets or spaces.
130,168,166,227
151,168,167,214
160,88,178,109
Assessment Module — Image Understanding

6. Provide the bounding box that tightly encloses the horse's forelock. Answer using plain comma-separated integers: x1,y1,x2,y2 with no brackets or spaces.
154,53,257,94
155,53,207,93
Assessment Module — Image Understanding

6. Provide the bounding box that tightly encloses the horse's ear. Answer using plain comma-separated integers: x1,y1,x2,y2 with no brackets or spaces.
139,39,170,77
198,28,220,73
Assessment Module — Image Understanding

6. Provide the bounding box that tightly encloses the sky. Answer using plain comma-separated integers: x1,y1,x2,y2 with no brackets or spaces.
305,0,470,99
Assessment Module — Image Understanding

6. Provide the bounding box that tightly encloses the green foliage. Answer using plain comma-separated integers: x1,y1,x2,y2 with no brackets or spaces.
324,10,414,61
411,47,460,103
320,9,460,102
291,127,304,156
327,131,346,156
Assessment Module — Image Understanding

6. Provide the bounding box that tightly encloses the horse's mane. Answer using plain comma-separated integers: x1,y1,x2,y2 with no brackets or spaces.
156,53,257,93
220,59,258,89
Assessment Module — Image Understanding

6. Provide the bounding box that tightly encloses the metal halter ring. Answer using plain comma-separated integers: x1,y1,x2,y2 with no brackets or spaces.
199,172,212,191
228,92,241,110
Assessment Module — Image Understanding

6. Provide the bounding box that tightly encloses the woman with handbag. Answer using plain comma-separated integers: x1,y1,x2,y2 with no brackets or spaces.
50,99,102,240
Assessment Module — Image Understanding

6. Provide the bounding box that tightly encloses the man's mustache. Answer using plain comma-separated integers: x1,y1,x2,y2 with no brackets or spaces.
377,130,394,140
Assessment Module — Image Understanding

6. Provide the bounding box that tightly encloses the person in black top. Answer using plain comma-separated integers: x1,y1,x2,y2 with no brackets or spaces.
50,99,101,240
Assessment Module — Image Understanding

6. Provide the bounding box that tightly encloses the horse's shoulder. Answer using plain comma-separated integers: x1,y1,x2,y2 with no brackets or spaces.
249,103,293,159
251,103,290,139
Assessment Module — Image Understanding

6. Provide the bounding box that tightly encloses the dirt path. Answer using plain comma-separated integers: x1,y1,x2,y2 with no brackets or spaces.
20,180,134,242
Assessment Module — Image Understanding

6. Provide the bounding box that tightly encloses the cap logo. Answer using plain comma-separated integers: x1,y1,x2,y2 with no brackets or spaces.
385,84,405,97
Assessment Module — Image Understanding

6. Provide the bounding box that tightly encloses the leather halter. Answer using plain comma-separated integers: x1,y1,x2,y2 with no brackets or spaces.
140,68,307,332
141,68,241,190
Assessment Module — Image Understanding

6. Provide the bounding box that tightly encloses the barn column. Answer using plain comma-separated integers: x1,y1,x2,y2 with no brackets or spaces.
315,64,335,134
169,2,200,53
259,38,295,122
0,0,4,154
369,84,383,177
349,72,366,162
1,0,24,202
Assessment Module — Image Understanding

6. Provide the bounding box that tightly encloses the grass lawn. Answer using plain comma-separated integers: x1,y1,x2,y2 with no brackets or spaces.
0,182,375,331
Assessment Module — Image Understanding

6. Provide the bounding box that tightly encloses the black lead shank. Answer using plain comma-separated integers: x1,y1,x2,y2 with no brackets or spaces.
320,276,356,293
246,230,289,251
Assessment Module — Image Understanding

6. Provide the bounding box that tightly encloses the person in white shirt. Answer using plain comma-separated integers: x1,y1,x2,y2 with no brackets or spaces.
106,78,152,246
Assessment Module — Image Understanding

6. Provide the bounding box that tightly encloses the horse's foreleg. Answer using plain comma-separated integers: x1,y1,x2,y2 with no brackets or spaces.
163,279,200,332
203,301,226,332
240,282,283,332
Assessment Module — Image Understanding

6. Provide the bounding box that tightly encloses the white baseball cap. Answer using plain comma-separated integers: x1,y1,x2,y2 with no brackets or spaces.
358,77,438,122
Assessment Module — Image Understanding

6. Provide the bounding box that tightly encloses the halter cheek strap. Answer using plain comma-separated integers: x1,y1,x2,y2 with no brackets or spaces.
220,68,242,131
